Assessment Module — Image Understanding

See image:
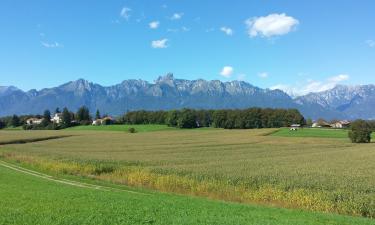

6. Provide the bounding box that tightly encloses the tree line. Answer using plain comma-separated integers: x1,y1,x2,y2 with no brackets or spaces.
121,108,306,129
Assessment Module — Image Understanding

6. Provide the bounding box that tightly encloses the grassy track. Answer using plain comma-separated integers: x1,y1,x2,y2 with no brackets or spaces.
0,165,373,225
66,124,176,132
1,128,375,217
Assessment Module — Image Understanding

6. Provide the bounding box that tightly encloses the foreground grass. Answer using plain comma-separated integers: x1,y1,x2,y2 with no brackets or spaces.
0,165,373,225
1,128,375,217
66,124,176,132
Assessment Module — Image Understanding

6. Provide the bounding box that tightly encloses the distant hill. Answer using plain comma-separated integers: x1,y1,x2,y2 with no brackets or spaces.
0,74,374,120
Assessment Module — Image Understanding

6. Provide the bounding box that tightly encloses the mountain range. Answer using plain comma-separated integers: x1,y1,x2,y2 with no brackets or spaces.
1,74,374,120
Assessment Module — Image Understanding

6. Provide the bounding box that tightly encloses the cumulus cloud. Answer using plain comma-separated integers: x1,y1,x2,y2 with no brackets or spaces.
149,21,160,29
245,13,299,38
258,72,268,78
41,41,63,48
170,13,183,20
120,7,131,20
270,74,350,96
220,66,234,78
366,39,375,48
151,39,169,48
220,27,233,36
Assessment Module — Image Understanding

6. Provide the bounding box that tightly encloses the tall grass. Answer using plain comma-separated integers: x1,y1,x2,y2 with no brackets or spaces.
2,152,374,218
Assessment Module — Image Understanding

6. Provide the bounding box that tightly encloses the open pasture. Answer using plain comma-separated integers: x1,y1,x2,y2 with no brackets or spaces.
1,127,375,218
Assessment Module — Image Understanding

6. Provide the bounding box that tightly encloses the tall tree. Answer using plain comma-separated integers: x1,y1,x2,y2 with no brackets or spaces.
55,107,61,114
42,109,51,127
95,109,101,120
61,107,72,127
76,106,90,122
349,120,372,143
10,114,20,127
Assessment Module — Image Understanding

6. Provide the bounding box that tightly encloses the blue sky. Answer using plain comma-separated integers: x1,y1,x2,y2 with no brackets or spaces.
0,0,374,95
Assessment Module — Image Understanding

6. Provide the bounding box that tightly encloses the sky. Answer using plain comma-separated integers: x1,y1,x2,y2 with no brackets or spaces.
0,0,374,95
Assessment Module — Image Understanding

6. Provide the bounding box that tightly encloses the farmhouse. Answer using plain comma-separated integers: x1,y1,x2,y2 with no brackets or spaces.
330,120,351,129
92,116,115,125
26,118,43,125
51,113,63,124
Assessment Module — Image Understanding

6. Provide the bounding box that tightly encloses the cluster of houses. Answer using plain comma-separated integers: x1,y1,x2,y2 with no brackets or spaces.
26,113,63,125
290,120,351,131
26,113,115,126
312,120,351,129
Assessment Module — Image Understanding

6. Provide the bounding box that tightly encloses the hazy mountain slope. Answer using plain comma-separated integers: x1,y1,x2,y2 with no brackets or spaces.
0,74,374,120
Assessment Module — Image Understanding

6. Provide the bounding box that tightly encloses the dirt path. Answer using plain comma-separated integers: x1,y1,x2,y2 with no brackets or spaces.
0,160,148,195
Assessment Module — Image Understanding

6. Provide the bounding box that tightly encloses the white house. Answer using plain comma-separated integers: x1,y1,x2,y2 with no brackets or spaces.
290,124,301,131
51,113,63,124
26,118,43,125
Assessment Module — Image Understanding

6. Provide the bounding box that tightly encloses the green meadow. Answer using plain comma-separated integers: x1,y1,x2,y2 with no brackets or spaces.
1,165,373,225
0,126,375,223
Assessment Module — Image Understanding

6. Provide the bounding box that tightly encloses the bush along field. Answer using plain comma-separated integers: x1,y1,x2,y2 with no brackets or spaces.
0,128,374,219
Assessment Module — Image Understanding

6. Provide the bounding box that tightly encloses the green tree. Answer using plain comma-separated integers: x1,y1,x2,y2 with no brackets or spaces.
306,118,313,127
9,114,20,127
41,110,51,127
95,109,101,120
349,120,372,143
166,110,179,127
61,107,72,127
76,106,90,122
55,107,61,114
177,109,197,128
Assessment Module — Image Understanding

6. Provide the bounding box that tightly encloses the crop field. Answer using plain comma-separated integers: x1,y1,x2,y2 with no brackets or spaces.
1,127,375,220
2,165,373,225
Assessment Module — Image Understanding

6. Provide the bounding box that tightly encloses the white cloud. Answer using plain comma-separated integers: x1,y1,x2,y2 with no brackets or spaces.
258,72,268,78
149,21,160,29
151,39,169,48
366,39,375,48
220,27,233,36
181,26,190,32
120,7,131,20
170,13,183,20
270,74,350,96
41,41,62,48
245,13,299,38
220,66,234,78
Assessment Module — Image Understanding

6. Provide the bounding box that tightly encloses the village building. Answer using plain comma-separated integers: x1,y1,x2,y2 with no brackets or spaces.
26,118,43,125
51,113,63,124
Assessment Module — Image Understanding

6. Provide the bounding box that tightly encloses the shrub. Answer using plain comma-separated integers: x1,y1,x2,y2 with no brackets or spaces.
128,127,136,133
348,120,372,143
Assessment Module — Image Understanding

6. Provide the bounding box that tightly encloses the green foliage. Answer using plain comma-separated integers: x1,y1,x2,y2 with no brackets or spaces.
41,110,51,127
95,109,101,120
9,114,20,127
177,109,198,128
0,120,5,129
166,110,179,127
76,106,91,123
125,108,305,130
349,120,372,143
128,127,136,133
61,107,72,127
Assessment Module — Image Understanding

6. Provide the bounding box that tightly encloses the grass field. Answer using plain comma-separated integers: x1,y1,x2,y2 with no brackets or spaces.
271,128,349,138
66,124,176,132
2,165,373,225
1,127,375,219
